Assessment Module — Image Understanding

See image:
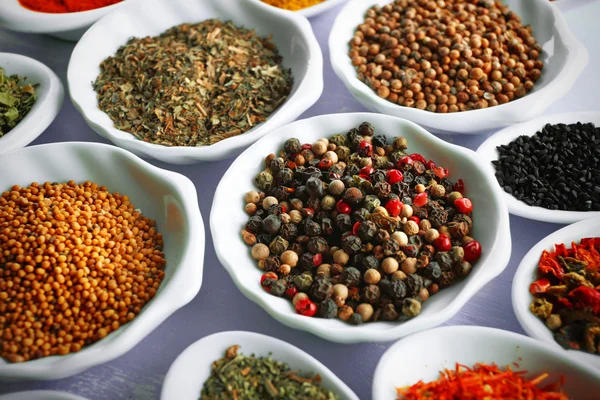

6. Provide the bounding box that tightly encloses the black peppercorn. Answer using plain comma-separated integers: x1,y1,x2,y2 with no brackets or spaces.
284,137,302,154
302,219,322,237
372,134,387,148
379,278,407,301
423,261,442,280
435,251,454,272
359,121,375,136
342,235,362,255
298,252,316,271
321,218,335,236
382,239,400,256
339,267,361,287
382,303,400,321
336,213,352,232
306,176,324,198
310,278,333,302
280,223,298,241
373,181,392,199
403,245,418,258
262,214,281,235
246,216,263,233
317,298,339,319
270,157,285,173
357,221,377,242
343,187,364,206
349,313,364,325
263,255,280,272
360,254,380,271
362,285,382,304
308,236,329,254
256,234,272,245
353,208,370,222
405,274,424,296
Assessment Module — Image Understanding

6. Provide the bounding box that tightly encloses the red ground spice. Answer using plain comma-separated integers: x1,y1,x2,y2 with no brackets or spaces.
19,0,122,13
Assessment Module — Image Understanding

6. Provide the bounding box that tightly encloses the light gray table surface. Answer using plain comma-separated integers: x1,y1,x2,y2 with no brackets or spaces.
1,1,600,399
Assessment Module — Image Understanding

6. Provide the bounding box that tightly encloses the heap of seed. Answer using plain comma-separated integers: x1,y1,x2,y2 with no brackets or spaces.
0,181,166,363
493,122,600,211
349,0,543,112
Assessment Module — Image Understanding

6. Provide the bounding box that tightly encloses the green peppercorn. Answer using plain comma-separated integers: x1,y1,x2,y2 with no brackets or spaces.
270,279,287,297
255,170,273,191
335,145,351,161
321,195,336,211
294,272,313,291
363,195,381,212
402,298,422,318
284,138,302,154
330,133,349,147
269,236,289,255
348,313,364,325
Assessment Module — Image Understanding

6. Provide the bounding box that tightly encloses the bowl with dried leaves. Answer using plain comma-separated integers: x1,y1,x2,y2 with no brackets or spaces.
68,0,323,164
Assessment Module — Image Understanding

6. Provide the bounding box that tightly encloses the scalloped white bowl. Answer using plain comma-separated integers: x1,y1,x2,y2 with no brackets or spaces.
477,111,600,224
0,53,63,156
513,217,600,370
68,0,323,164
0,391,88,400
248,0,348,18
329,0,589,134
161,331,359,400
373,326,600,400
211,112,512,343
0,0,138,41
0,142,204,380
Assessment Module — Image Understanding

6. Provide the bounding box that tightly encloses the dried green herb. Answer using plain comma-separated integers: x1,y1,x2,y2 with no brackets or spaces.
0,67,37,137
200,345,339,400
93,19,293,147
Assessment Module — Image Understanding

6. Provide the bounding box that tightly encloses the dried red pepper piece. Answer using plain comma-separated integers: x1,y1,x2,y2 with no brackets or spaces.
530,278,551,294
569,286,600,314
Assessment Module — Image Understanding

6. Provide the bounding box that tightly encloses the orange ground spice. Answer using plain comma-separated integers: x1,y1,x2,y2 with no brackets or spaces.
261,0,325,11
18,0,122,14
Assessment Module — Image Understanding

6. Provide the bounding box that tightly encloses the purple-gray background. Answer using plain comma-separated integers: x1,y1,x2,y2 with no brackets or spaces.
1,1,600,398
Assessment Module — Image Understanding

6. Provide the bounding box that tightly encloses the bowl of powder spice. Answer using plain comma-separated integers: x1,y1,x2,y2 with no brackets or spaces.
254,0,349,18
329,0,588,134
0,142,204,380
0,0,135,41
68,0,323,164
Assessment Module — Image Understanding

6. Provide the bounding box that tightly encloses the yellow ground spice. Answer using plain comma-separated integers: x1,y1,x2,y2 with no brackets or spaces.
261,0,326,11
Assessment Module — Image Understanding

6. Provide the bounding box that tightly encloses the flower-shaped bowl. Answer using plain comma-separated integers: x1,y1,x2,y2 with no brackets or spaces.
68,0,323,164
0,53,63,156
0,392,88,400
0,0,137,41
0,142,204,380
249,0,348,18
477,111,600,224
329,0,588,134
373,325,600,400
211,112,511,343
161,331,359,400
512,217,600,370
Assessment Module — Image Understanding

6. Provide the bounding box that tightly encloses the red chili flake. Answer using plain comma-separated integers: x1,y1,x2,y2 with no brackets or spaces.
569,286,600,314
433,166,448,179
454,178,465,194
302,143,312,150
426,160,436,170
352,222,361,236
529,278,551,294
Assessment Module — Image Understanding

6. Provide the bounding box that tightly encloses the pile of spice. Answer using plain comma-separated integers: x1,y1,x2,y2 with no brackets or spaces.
18,0,122,13
397,362,568,399
529,238,600,355
349,0,543,112
241,122,482,324
200,344,339,399
261,0,325,11
0,67,37,138
0,181,166,363
493,122,600,211
93,19,293,147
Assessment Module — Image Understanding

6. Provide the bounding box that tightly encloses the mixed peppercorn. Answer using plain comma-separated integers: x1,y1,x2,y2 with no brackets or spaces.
241,122,482,324
530,238,600,355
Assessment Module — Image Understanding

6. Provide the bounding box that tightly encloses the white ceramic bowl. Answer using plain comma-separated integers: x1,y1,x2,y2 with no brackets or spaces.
68,0,323,165
0,391,88,400
513,217,600,370
211,112,512,343
329,0,589,134
0,142,204,380
249,0,348,18
161,331,359,400
477,111,600,224
373,325,600,400
0,53,63,156
0,0,138,41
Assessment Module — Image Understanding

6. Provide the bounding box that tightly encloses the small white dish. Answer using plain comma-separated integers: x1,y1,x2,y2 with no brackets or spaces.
0,391,88,400
0,142,204,380
329,0,588,134
249,0,348,18
477,111,600,224
161,330,359,400
68,0,323,165
0,53,63,156
211,112,511,343
512,217,600,370
373,325,600,400
0,0,136,41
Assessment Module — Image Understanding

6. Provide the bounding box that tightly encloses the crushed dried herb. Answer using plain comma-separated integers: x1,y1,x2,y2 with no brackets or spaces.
0,67,37,138
529,238,600,354
200,345,339,400
93,19,293,147
397,362,568,399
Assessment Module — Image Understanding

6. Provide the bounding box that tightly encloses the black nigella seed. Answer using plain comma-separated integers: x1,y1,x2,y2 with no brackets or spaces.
493,122,600,212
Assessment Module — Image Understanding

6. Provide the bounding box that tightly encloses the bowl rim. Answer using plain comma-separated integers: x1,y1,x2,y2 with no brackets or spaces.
0,52,64,156
476,111,600,224
0,141,205,380
160,330,360,400
67,0,324,163
210,112,512,343
512,217,600,370
246,0,349,18
328,0,589,134
372,325,600,399
0,391,89,400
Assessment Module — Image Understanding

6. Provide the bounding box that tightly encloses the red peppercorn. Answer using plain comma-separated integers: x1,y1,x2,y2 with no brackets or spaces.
410,153,426,163
318,159,333,169
454,179,465,194
426,160,436,170
260,272,277,285
413,192,428,207
385,199,403,217
302,143,312,150
285,286,298,299
463,240,482,262
360,165,375,176
280,205,287,213
434,234,452,251
336,200,351,214
352,222,361,236
433,166,448,179
359,174,372,181
295,298,317,317
313,253,323,267
386,169,404,184
454,198,473,214
409,216,420,225
358,140,372,156
398,156,414,167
